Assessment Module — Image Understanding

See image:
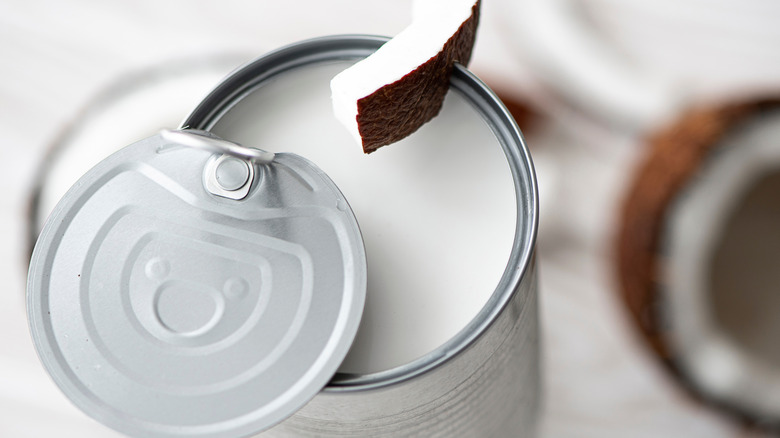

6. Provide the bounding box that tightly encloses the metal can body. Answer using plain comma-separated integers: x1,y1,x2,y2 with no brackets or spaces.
183,35,540,437
275,263,538,437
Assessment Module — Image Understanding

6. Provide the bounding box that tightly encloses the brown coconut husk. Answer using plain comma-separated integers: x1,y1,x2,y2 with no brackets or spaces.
356,1,481,153
616,98,780,427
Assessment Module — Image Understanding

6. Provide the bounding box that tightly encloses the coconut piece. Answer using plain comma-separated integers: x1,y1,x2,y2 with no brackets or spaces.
617,98,780,426
618,101,768,361
331,0,481,154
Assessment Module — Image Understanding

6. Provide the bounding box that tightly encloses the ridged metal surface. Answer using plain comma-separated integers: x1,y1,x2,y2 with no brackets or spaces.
266,262,538,437
27,135,367,438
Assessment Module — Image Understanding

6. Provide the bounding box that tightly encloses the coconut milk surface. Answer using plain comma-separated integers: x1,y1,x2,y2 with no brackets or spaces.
210,61,517,374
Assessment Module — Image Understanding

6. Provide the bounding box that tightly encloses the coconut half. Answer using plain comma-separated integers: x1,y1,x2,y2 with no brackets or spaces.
331,0,481,154
618,99,780,426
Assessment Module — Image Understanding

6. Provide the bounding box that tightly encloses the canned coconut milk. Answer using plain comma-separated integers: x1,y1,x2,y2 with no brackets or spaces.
28,35,539,437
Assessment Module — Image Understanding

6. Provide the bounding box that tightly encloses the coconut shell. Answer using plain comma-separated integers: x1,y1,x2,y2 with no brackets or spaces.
616,98,780,426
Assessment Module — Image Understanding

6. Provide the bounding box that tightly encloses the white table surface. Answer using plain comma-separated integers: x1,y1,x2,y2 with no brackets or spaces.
0,1,766,436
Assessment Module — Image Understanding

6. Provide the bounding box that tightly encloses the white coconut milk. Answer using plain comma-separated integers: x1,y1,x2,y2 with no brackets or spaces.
209,61,517,374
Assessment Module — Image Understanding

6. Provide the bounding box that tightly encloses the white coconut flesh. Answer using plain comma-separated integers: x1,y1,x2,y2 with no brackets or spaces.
330,0,479,149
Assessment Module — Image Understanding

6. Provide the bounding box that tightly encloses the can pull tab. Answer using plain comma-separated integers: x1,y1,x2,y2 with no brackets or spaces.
160,129,275,164
160,129,274,200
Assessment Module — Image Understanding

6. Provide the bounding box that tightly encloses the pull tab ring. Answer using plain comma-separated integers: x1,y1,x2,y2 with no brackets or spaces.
160,129,275,164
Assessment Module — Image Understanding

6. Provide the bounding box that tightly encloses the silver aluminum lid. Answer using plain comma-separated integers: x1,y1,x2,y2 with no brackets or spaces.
27,131,366,437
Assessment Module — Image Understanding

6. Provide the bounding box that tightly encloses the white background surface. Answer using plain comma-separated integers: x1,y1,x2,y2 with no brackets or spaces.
1,0,776,436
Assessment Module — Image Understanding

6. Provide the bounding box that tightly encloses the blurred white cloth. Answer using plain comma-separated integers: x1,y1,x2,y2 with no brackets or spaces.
0,0,767,436
499,0,780,129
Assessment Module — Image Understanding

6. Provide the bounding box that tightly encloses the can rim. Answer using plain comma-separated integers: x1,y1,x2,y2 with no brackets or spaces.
181,34,539,392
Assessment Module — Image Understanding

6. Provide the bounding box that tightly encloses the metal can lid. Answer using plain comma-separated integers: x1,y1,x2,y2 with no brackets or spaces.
27,131,366,437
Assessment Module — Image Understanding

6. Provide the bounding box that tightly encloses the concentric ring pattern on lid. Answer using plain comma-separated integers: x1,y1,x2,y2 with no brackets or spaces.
27,132,366,438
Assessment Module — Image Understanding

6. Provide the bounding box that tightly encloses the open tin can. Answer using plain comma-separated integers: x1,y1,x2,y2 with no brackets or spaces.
28,35,539,437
